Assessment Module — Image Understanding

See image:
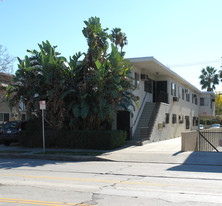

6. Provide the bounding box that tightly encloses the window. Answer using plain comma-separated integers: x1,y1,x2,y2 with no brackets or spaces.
182,88,185,100
178,114,184,124
195,96,198,105
200,98,204,106
0,113,9,122
172,114,177,124
192,94,198,105
4,113,9,122
135,72,140,89
185,116,190,129
192,94,194,104
144,78,152,93
165,113,170,124
211,99,214,109
178,86,182,98
171,83,176,96
200,98,209,106
193,117,198,126
185,89,190,102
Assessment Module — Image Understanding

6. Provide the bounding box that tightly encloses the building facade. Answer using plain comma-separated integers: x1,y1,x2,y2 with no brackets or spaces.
0,72,26,123
115,57,216,143
0,58,216,144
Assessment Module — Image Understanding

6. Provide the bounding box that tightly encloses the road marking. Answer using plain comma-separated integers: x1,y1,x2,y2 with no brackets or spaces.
0,173,168,186
0,198,92,206
0,173,218,189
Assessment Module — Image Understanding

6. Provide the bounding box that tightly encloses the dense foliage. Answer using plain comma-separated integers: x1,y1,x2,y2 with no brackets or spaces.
7,17,138,130
199,66,219,91
19,119,127,149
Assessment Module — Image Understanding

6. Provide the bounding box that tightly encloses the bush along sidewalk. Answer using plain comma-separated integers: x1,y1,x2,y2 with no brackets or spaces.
20,129,127,150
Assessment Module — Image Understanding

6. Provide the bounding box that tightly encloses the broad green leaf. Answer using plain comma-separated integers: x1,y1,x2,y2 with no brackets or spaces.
95,60,101,69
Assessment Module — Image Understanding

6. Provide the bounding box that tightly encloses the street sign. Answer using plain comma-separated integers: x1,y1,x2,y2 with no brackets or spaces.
39,100,46,153
39,101,46,110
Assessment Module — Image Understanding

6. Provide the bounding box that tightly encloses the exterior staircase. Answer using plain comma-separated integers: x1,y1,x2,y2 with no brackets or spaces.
133,102,160,143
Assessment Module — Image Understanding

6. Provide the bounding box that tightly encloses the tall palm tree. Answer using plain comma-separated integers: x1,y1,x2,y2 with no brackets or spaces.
111,28,128,52
199,66,219,91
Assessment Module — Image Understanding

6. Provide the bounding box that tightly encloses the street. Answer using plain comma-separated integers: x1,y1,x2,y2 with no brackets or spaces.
0,158,222,206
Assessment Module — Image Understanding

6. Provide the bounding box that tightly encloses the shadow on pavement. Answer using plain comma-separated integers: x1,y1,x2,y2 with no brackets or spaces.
168,152,222,173
0,158,60,169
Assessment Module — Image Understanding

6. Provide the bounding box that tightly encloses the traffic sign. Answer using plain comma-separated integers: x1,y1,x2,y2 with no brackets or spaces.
39,101,46,110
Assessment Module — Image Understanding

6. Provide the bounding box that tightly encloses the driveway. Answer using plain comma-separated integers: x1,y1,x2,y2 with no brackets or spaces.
100,137,222,166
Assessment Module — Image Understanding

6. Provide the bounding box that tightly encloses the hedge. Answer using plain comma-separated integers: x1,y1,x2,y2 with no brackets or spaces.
19,127,127,150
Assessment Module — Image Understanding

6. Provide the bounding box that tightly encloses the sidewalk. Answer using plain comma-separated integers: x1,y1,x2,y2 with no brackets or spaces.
0,137,222,166
100,137,222,166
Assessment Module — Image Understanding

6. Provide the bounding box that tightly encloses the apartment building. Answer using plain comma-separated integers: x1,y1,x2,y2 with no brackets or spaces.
115,57,216,143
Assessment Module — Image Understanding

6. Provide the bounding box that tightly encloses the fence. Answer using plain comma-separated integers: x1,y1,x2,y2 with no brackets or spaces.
182,128,222,152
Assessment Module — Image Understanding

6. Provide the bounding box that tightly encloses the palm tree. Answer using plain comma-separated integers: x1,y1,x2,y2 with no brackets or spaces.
111,28,128,53
199,66,219,91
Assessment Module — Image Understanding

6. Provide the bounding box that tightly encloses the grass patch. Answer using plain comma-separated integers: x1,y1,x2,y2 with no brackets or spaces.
35,151,104,156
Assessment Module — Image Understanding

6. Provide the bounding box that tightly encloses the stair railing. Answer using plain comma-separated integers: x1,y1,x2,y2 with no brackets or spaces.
132,92,148,128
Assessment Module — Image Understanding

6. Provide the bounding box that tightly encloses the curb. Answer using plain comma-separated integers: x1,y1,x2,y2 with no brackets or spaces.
0,153,111,162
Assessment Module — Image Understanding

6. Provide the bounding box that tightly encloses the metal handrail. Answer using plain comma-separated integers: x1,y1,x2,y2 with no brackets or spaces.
132,92,148,127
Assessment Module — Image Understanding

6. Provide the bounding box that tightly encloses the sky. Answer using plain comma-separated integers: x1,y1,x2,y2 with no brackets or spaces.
1,0,222,91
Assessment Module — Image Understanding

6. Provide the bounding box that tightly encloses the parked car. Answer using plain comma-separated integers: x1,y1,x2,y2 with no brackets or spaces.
210,124,221,129
199,124,204,130
0,121,27,146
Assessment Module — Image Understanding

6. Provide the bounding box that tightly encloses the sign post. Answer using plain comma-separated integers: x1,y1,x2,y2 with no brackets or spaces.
39,101,46,153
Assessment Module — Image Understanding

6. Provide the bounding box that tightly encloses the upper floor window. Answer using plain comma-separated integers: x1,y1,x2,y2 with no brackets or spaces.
185,89,190,102
171,82,176,96
144,78,152,93
178,86,182,98
135,72,140,89
200,98,209,106
182,88,185,100
192,94,198,105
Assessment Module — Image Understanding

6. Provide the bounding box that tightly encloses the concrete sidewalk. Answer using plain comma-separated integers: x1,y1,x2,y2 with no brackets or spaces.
100,137,222,166
0,137,222,166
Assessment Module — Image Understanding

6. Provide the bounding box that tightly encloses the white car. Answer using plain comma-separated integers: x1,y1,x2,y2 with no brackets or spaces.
210,124,220,129
199,124,204,130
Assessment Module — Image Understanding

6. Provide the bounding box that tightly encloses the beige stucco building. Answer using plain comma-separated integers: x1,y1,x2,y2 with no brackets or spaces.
0,72,26,123
115,57,216,143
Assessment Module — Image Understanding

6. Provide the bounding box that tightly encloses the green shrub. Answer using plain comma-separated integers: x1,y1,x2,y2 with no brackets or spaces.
19,124,127,150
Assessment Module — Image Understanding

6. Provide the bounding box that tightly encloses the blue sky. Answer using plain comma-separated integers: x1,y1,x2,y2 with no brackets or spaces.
1,0,222,91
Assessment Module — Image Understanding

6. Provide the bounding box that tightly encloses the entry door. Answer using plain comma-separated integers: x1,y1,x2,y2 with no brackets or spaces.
153,81,168,103
117,111,130,140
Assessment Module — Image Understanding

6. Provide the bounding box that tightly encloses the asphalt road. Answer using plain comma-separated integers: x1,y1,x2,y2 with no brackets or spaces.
0,158,222,206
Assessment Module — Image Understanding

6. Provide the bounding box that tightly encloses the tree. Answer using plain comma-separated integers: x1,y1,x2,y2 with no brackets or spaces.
7,17,138,130
63,17,137,130
0,45,15,73
215,92,222,115
199,66,219,91
7,41,68,126
111,28,128,53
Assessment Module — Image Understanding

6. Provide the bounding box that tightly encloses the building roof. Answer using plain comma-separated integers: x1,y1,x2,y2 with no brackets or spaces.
128,56,202,94
0,72,13,88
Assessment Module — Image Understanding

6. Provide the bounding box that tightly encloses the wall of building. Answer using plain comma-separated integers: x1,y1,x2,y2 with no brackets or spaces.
130,68,201,141
199,93,215,119
0,87,27,123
